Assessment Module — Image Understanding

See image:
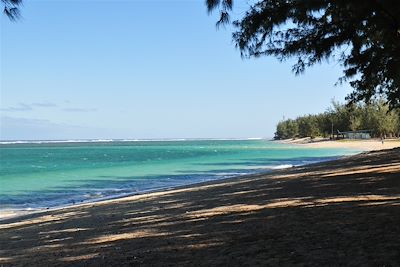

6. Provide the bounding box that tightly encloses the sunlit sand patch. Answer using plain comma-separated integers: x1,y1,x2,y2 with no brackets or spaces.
265,195,400,208
186,204,268,219
23,243,64,254
0,257,13,263
358,200,400,206
185,195,400,216
59,253,100,262
184,217,209,223
271,172,312,180
113,215,166,226
162,202,189,209
0,210,21,220
153,240,225,252
186,241,225,249
184,198,321,217
265,199,308,208
0,211,88,230
124,209,158,217
185,199,318,218
321,165,400,177
44,237,73,243
221,189,266,196
82,230,168,245
316,195,400,204
32,244,63,250
39,228,89,235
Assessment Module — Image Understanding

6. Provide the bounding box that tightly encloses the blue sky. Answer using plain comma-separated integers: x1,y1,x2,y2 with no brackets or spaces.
1,0,352,140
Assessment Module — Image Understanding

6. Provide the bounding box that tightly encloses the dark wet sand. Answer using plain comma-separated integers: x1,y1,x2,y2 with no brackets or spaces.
1,148,399,266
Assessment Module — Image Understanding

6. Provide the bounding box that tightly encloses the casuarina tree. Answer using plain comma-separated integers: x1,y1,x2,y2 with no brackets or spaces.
2,0,21,20
207,0,400,109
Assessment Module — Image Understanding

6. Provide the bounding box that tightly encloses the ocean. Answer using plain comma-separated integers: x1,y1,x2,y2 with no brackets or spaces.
0,139,359,212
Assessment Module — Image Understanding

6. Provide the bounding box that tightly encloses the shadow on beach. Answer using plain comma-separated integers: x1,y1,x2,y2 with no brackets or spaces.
1,148,399,266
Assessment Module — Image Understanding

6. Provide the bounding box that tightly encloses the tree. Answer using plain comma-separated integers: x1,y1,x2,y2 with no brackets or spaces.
207,0,400,109
275,119,298,139
275,99,399,139
2,0,21,20
328,101,352,132
314,112,331,137
297,115,319,138
395,110,400,137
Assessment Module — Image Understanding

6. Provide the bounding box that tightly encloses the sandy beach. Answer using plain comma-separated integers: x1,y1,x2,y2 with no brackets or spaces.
0,143,399,266
279,137,400,151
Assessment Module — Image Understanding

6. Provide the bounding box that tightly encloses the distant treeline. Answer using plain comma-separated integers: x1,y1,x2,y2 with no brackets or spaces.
275,100,400,139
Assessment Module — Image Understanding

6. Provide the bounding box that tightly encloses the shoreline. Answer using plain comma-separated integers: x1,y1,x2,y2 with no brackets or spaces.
0,172,256,222
0,163,317,222
1,147,399,266
0,145,392,219
3,138,398,222
0,153,348,222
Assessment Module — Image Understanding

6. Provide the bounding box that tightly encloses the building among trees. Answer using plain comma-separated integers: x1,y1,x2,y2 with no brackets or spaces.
337,130,372,140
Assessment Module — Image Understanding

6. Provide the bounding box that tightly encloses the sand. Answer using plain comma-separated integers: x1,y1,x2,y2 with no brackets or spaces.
279,137,400,151
1,147,400,266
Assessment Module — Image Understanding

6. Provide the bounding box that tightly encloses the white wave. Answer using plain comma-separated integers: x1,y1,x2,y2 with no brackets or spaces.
271,164,293,169
0,140,29,144
0,139,111,144
0,137,271,145
0,139,87,144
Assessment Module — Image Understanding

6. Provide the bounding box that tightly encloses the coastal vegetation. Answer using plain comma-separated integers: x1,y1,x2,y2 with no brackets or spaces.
2,0,20,20
274,100,400,139
207,0,400,109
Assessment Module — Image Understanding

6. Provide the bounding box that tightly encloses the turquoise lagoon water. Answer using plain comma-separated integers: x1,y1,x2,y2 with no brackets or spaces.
0,139,360,211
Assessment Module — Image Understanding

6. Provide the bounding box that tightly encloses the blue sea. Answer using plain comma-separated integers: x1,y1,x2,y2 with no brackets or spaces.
0,139,360,212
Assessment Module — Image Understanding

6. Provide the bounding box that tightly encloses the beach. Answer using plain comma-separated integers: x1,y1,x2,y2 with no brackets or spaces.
278,137,400,151
0,142,399,266
3,0,399,265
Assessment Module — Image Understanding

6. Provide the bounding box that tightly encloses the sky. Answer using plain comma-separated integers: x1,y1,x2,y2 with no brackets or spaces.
0,0,353,140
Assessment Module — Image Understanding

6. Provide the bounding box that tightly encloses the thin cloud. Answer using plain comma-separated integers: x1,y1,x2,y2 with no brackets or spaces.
1,102,97,113
0,115,123,140
0,103,33,112
0,116,55,126
63,108,97,112
31,102,58,107
0,102,57,112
